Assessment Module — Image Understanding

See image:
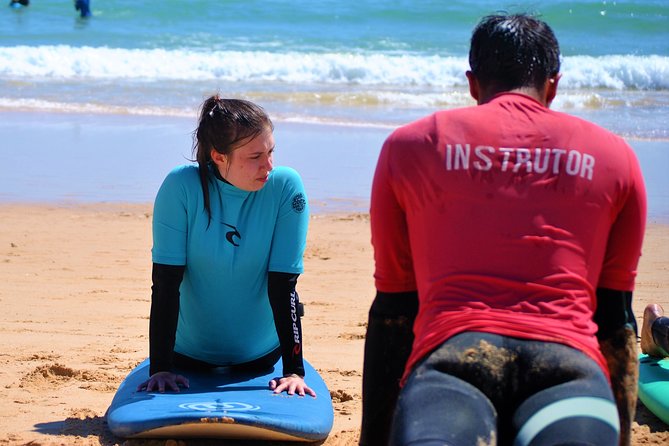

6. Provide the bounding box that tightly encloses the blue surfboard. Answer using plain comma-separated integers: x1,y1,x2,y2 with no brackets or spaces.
638,353,669,425
106,358,334,441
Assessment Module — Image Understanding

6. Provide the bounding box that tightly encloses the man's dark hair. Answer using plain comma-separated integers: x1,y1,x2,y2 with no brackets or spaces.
469,13,561,91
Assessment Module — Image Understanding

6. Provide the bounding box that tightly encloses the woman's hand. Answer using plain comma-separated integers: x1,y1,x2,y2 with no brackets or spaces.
269,374,316,397
137,371,190,393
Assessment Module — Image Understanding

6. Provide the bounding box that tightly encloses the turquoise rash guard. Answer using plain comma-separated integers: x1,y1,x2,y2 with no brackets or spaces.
151,164,309,366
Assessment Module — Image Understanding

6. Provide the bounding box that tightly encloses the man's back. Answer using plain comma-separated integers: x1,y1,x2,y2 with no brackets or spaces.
371,92,646,381
363,14,646,445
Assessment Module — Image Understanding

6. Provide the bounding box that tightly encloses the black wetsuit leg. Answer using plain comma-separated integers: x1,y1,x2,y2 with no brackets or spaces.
173,347,281,374
389,332,618,446
652,316,669,355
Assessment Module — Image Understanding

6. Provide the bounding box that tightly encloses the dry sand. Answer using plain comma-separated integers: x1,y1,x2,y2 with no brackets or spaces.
0,203,667,445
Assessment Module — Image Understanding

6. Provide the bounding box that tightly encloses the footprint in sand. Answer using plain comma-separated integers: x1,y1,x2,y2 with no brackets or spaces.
330,389,357,416
338,332,366,340
330,389,356,403
19,363,121,391
18,353,61,362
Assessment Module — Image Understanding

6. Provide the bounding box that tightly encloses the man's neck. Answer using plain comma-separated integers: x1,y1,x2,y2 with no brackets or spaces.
478,86,547,106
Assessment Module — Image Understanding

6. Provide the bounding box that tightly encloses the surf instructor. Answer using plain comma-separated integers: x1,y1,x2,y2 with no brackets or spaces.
361,13,646,446
138,95,315,398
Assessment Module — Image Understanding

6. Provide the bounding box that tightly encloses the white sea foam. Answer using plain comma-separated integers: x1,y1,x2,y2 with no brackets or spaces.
1,46,667,90
560,55,669,90
0,97,192,117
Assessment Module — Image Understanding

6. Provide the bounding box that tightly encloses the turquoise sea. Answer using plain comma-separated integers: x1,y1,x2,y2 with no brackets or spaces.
0,0,668,219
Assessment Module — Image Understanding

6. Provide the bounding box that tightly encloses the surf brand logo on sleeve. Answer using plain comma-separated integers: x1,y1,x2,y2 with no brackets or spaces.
444,144,595,181
290,291,301,355
292,193,306,213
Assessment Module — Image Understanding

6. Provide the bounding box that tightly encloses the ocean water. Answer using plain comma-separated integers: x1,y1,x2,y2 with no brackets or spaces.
0,0,668,218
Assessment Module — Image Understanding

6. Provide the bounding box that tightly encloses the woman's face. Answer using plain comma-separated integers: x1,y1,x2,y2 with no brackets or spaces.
211,129,275,192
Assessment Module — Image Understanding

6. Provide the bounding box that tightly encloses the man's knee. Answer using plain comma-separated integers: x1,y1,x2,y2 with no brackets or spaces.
513,397,619,446
390,369,496,445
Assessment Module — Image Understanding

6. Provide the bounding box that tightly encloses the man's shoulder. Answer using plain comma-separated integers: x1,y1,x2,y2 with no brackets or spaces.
386,105,479,146
545,108,630,151
400,106,478,128
556,109,619,133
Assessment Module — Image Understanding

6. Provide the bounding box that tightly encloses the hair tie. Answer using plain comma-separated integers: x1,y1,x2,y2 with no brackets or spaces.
208,100,222,118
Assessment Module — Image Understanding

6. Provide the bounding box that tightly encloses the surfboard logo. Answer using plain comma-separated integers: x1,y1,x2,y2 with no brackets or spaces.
179,401,260,412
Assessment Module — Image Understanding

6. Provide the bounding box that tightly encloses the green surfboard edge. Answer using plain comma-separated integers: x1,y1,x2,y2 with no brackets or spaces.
638,353,669,425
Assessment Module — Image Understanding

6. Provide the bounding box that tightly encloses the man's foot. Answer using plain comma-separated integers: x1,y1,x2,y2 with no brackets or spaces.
641,304,665,357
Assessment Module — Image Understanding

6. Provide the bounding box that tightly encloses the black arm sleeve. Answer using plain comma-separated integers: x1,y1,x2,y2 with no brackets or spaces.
594,287,636,340
594,287,638,446
149,263,185,376
360,290,418,446
267,271,305,377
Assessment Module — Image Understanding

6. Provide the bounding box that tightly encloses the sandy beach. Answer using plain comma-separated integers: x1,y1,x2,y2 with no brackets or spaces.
0,203,666,445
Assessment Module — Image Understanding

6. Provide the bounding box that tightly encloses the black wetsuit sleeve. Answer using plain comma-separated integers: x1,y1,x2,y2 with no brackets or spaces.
149,263,185,376
360,290,418,446
594,287,638,446
594,287,636,339
267,271,305,377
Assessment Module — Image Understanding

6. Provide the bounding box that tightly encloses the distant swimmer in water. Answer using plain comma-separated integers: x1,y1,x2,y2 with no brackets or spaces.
9,0,29,8
74,0,91,18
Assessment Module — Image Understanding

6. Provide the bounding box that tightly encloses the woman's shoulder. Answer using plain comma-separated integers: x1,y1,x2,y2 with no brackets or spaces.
166,164,198,177
270,165,303,184
158,164,200,192
163,164,200,182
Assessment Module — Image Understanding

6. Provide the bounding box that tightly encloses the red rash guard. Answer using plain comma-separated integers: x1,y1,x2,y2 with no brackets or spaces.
370,93,647,384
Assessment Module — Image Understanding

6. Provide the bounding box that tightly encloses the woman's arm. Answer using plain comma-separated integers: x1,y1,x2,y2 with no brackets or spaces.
134,263,189,393
267,271,305,376
267,271,314,396
149,263,185,375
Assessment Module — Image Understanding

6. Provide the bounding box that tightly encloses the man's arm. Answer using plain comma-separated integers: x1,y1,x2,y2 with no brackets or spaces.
594,144,646,446
594,287,638,446
360,290,418,446
363,133,418,444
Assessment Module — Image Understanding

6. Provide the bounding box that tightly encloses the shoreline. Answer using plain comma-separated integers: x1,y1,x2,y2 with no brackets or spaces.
0,202,667,445
1,109,667,222
0,111,391,215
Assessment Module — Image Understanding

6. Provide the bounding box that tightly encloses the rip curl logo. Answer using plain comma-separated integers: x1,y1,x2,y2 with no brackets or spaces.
178,401,260,412
292,193,306,213
222,223,241,247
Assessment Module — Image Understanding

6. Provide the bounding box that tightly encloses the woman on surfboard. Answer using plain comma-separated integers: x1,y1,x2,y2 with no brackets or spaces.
137,95,315,398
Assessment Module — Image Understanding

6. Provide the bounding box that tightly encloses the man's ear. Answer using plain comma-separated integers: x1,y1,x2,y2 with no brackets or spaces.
466,70,480,103
545,73,561,107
